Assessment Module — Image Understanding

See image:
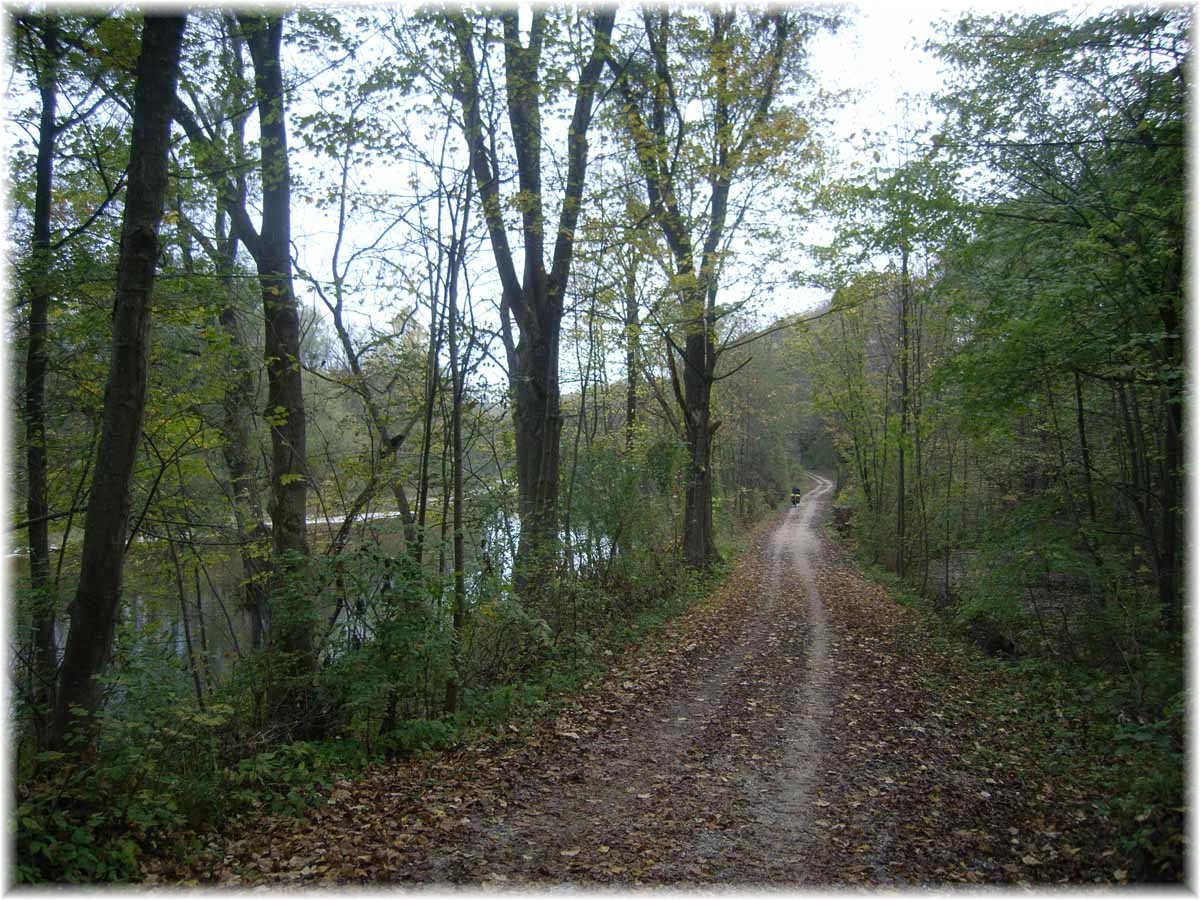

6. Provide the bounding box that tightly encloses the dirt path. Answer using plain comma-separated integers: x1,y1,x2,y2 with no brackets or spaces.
177,474,1122,886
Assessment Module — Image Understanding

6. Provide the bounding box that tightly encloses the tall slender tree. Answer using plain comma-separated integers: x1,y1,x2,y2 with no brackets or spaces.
444,8,615,593
50,12,187,752
172,15,315,699
15,13,62,738
607,8,830,567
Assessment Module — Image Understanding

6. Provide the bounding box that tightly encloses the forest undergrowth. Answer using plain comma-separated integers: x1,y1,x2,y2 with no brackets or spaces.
14,529,749,884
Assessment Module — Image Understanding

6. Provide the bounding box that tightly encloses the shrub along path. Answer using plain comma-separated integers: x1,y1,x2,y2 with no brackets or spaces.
159,474,1133,886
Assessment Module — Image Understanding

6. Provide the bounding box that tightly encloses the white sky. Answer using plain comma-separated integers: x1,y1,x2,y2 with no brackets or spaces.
760,0,1102,322
748,3,955,321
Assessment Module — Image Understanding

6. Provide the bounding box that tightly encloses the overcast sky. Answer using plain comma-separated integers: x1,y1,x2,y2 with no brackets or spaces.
810,2,951,136
810,1,1105,144
759,1,1102,320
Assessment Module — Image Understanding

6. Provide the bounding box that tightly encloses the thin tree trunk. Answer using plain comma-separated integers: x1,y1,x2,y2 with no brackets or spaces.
237,14,317,735
1073,371,1097,523
22,16,60,738
240,15,311,670
896,250,910,579
563,294,596,575
194,565,214,693
415,289,445,565
1155,274,1183,633
50,14,187,752
440,164,473,714
443,258,467,715
167,531,205,708
216,256,270,651
171,16,308,667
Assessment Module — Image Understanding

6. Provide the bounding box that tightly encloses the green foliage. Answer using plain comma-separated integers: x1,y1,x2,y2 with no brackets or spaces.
15,697,228,883
13,655,372,884
314,549,452,735
462,560,719,733
463,594,553,688
378,719,456,756
969,652,1184,881
1099,693,1185,878
643,434,688,496
16,768,148,883
223,740,367,817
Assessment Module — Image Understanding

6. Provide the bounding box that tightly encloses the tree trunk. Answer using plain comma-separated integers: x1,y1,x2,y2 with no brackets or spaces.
443,258,467,715
447,9,615,598
1073,372,1097,523
170,14,312,688
623,257,640,452
680,328,720,568
212,26,271,653
241,15,308,568
1155,273,1183,635
510,333,563,591
1158,389,1182,633
22,16,60,738
239,14,316,731
216,265,271,651
896,249,910,579
167,530,205,708
414,290,445,565
50,14,186,752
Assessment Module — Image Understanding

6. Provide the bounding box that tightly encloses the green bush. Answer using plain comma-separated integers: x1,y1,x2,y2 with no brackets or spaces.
463,594,553,688
14,703,226,883
223,740,367,817
1092,684,1185,880
14,720,370,883
378,719,457,756
306,548,453,740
